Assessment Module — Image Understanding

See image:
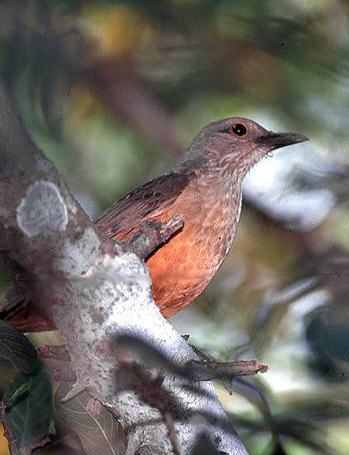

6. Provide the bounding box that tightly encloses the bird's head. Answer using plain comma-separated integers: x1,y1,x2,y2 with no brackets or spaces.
188,117,308,178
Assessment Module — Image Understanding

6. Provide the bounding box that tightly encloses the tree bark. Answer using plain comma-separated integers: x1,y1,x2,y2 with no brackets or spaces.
0,76,248,455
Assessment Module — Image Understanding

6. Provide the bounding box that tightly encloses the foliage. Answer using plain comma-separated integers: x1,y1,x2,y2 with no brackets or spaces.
0,322,52,455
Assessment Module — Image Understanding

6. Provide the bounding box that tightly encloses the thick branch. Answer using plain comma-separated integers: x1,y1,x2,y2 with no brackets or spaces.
0,76,249,454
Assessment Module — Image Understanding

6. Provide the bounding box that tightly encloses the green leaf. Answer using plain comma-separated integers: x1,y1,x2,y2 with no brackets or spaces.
0,321,38,374
3,366,53,452
5,382,31,409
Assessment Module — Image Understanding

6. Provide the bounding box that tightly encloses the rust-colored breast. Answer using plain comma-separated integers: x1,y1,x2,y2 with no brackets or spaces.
95,166,242,317
145,189,225,315
108,177,239,317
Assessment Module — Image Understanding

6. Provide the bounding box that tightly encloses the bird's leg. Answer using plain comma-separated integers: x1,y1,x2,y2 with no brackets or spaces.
128,213,184,260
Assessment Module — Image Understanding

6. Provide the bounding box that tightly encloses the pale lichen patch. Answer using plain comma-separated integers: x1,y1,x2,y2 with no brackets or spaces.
54,226,101,276
16,180,68,237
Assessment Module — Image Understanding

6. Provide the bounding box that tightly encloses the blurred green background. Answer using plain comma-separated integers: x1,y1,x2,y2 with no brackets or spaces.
1,0,349,454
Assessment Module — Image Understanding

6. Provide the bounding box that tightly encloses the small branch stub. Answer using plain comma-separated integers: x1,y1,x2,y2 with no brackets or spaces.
129,214,184,260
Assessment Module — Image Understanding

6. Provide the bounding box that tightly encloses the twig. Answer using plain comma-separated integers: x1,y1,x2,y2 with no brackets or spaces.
186,359,268,381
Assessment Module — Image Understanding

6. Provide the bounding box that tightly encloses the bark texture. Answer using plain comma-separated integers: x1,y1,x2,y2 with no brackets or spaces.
0,76,248,455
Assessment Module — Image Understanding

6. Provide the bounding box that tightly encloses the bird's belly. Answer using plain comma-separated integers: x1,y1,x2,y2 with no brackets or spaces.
146,221,229,317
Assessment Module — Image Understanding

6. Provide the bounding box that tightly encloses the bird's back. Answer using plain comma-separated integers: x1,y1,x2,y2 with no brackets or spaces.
96,170,191,241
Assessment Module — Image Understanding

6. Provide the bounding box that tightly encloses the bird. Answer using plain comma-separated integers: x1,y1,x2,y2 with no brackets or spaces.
95,117,307,318
1,116,307,330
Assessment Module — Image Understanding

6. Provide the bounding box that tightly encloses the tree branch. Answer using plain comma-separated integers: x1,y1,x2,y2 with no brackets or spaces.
0,75,249,454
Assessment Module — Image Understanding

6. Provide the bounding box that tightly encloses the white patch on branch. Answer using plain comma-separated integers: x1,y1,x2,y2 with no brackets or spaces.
54,227,101,276
16,181,68,237
82,253,150,292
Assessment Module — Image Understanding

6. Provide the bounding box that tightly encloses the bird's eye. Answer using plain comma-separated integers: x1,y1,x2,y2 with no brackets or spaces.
232,123,247,136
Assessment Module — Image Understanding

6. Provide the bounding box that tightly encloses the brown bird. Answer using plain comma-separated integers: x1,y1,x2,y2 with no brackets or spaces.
1,116,307,331
96,117,307,318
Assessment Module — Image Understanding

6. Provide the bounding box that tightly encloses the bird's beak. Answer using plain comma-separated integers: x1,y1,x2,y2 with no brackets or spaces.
258,131,308,150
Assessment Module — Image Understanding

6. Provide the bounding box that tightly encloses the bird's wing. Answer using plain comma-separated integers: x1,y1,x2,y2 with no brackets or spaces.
95,171,190,240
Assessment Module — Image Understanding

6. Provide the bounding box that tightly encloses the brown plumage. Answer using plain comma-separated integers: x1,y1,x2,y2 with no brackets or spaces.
1,116,306,331
96,117,307,317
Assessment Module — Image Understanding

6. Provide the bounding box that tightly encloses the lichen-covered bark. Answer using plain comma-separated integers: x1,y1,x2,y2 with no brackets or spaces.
0,76,248,455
